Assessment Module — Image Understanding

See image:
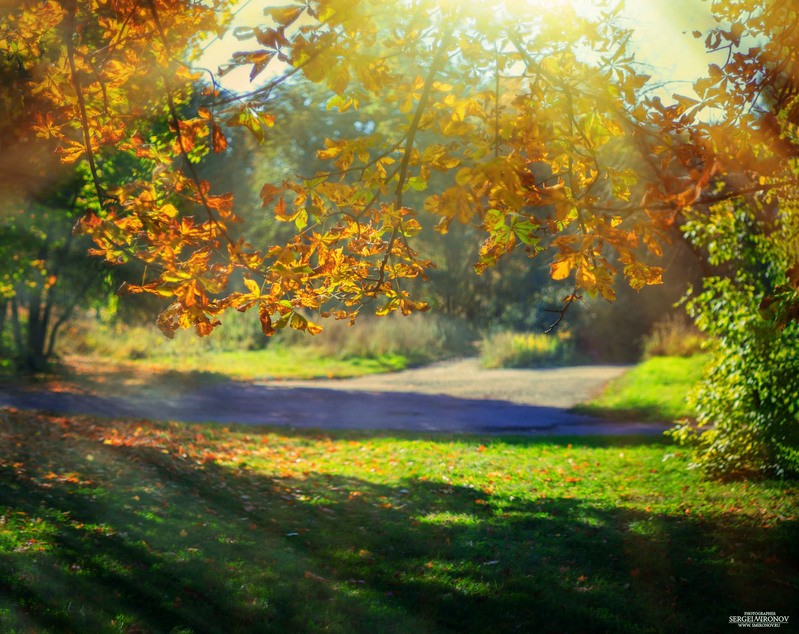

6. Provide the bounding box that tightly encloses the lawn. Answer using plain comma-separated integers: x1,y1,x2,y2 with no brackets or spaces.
574,355,711,422
1,407,796,633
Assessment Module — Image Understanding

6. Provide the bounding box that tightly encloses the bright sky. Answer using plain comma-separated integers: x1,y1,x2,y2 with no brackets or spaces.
197,0,720,100
621,0,718,99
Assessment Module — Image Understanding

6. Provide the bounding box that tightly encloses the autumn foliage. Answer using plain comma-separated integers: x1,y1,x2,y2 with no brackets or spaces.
0,0,797,343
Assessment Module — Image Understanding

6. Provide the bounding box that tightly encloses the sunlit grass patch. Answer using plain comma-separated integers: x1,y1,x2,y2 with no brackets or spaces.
134,347,408,380
0,408,796,633
574,354,711,422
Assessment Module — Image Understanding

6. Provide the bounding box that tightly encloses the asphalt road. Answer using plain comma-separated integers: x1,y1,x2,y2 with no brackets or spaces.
0,359,669,436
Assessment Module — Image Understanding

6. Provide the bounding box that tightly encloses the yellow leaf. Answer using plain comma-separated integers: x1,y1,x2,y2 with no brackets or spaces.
550,259,572,281
306,320,323,335
265,5,304,26
243,278,261,295
160,204,179,218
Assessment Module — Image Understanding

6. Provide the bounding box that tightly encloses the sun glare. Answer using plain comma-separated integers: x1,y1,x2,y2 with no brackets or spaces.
198,0,717,100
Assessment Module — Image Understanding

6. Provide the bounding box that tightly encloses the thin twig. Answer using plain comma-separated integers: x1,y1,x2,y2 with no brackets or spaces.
64,0,106,208
367,24,455,295
544,286,580,333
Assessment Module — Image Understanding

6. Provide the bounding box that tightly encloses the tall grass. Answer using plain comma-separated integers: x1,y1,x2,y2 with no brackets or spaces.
59,311,476,366
59,308,269,361
275,312,477,363
641,314,707,358
480,330,578,368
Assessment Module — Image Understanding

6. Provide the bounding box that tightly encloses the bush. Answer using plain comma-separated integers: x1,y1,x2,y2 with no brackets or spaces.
480,330,578,368
642,314,707,358
668,203,799,478
670,277,799,478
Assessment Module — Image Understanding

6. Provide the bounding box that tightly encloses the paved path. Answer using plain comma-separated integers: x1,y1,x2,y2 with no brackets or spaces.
0,359,669,436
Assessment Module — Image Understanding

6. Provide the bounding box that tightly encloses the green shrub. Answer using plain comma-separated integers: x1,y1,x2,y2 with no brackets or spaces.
668,203,799,478
670,278,799,478
480,330,578,368
642,314,707,358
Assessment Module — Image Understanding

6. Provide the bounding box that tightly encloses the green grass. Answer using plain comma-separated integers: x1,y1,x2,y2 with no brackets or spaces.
1,407,797,633
131,347,409,380
575,355,711,423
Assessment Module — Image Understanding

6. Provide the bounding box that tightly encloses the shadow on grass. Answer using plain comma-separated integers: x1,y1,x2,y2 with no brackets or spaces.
211,421,674,450
571,403,677,424
0,358,231,402
1,429,797,634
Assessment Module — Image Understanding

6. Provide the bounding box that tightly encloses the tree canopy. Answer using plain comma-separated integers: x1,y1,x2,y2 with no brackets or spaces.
2,0,795,342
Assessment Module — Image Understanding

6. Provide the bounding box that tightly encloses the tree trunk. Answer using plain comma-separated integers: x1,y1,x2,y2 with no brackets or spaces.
10,296,23,361
0,299,7,355
21,278,49,372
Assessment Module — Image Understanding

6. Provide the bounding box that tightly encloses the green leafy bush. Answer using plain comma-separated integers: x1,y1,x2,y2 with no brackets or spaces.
480,331,578,368
669,203,799,478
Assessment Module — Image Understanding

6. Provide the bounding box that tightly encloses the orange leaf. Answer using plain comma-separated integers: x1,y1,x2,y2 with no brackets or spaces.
259,304,275,336
274,196,290,220
212,123,228,152
260,183,281,207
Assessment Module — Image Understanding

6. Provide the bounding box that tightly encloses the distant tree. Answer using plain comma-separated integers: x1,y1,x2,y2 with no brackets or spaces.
0,177,114,371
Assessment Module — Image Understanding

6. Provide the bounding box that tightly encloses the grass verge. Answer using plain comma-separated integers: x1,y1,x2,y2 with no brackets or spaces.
128,347,409,381
574,355,710,423
57,312,477,381
1,407,796,633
